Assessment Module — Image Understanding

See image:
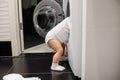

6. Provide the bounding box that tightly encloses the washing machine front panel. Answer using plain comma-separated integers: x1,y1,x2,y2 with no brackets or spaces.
21,0,64,49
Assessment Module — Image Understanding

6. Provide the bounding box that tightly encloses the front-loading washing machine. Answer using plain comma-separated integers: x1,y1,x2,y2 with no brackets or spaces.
21,0,69,52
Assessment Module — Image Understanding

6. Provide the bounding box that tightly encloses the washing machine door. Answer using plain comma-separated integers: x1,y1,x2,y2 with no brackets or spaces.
33,0,64,37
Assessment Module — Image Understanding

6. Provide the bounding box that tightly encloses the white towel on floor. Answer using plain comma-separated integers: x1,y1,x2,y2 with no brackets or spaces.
3,73,41,80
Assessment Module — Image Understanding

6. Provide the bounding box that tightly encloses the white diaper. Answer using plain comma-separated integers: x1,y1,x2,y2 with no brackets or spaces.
45,17,70,45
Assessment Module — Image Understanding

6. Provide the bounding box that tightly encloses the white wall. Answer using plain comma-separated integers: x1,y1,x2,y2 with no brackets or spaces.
85,0,120,80
9,0,21,56
67,0,83,77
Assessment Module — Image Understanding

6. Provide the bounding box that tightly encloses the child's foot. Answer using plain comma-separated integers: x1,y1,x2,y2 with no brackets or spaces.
51,63,65,71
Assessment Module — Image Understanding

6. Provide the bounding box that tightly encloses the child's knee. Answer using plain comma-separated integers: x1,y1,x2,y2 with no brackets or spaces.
56,47,64,55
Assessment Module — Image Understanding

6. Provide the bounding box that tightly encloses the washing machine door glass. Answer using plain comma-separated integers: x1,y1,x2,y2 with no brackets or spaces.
36,6,56,33
33,0,64,37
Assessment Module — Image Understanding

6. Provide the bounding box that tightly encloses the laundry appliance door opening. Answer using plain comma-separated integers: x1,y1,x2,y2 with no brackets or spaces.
36,6,56,33
33,0,64,37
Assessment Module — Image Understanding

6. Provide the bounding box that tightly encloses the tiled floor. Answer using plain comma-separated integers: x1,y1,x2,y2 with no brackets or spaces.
0,53,80,80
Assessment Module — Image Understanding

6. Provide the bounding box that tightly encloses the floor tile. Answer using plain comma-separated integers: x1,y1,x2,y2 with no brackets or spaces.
8,56,71,73
9,72,80,80
0,57,20,75
0,74,4,80
0,53,81,80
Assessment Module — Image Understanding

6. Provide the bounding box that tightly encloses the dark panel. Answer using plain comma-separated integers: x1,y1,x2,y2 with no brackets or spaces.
0,42,12,56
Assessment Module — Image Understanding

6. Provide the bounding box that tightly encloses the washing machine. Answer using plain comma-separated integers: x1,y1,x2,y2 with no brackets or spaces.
21,0,69,52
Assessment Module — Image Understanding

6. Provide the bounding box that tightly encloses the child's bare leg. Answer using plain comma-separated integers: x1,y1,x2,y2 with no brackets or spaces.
48,39,64,63
47,39,65,71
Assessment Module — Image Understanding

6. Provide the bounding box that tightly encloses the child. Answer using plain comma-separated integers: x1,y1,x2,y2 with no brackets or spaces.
45,17,71,71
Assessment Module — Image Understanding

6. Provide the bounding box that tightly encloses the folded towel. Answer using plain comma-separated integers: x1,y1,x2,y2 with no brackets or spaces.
3,73,41,80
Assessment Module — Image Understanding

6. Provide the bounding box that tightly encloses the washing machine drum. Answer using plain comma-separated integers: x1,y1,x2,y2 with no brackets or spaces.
33,0,64,37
